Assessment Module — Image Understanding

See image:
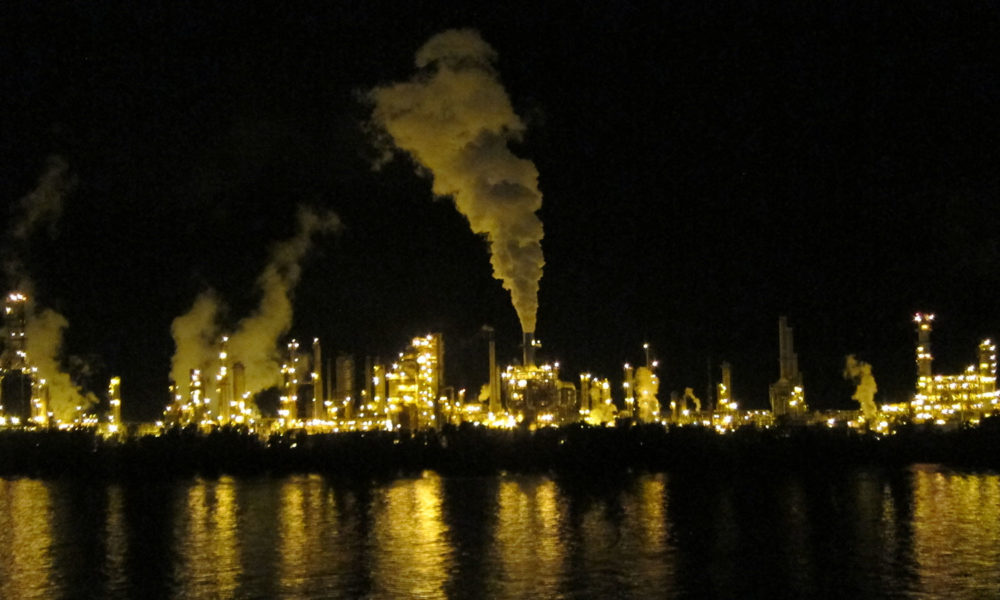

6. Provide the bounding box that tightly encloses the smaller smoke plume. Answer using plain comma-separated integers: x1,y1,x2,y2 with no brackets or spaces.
11,155,75,242
25,306,98,422
169,290,223,393
369,29,545,334
169,207,338,401
844,355,878,422
5,156,77,289
3,158,96,422
226,207,340,395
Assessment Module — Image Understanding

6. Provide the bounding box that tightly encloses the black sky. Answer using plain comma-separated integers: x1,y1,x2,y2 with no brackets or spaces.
3,1,1000,420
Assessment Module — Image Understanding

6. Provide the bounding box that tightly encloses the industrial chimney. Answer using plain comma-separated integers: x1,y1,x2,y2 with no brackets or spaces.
523,331,535,367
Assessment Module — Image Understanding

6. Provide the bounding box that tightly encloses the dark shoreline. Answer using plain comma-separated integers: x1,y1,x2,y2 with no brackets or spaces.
0,422,998,480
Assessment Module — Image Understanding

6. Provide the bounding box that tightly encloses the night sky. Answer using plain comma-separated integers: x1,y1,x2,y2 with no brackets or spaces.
4,2,999,421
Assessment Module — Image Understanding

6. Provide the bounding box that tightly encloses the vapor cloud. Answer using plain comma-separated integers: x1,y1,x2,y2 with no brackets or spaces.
25,306,99,422
228,207,339,394
369,28,545,333
844,355,878,421
169,290,223,395
4,157,97,421
5,155,76,287
169,207,339,402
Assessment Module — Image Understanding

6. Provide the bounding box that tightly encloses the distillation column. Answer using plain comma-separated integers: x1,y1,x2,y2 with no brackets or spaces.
914,313,934,401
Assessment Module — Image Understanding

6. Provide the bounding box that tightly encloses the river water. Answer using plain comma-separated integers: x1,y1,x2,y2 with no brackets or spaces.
0,464,997,599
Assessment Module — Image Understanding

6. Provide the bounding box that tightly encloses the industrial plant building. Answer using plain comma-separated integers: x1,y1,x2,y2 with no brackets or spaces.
3,283,1000,436
879,313,999,426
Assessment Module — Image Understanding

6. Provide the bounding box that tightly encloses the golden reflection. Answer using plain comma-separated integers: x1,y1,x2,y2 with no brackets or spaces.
174,477,241,597
621,473,677,598
0,479,54,599
635,474,668,550
911,465,1000,595
278,474,330,594
495,476,566,597
214,478,239,596
104,484,127,593
371,471,450,598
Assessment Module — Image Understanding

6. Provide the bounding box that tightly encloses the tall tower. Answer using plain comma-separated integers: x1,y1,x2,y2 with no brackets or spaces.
336,354,356,420
189,369,204,423
579,373,591,414
0,292,30,420
718,361,735,411
1,293,28,371
914,313,934,400
30,373,49,427
622,363,636,415
312,338,325,420
769,316,806,417
108,376,122,432
216,336,232,424
978,338,996,397
280,339,302,424
484,326,501,415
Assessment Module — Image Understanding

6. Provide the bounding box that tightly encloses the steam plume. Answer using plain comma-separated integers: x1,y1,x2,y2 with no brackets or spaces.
25,305,99,422
11,155,75,242
844,355,878,421
3,158,96,420
169,290,222,393
169,207,339,400
228,207,338,393
5,156,76,287
369,29,545,333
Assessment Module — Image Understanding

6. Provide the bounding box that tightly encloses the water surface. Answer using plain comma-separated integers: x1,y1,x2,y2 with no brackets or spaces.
0,465,997,598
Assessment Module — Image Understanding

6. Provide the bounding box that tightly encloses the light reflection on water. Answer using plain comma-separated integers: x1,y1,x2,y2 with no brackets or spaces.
0,466,996,598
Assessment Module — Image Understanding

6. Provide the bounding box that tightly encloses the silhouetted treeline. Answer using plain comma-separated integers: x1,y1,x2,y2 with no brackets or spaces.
0,421,998,479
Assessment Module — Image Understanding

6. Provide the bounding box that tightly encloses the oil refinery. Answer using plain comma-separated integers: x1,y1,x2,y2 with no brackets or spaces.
1,286,997,438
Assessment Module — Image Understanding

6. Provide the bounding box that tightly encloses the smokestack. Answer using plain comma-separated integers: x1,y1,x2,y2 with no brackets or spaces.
778,316,798,380
523,331,535,367
312,338,324,420
484,326,500,414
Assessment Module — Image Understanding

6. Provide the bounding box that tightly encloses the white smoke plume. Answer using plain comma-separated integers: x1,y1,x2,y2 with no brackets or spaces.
844,355,878,422
4,158,96,421
226,207,339,395
168,207,338,401
369,29,545,334
11,155,75,242
169,289,223,394
5,156,76,287
25,305,98,422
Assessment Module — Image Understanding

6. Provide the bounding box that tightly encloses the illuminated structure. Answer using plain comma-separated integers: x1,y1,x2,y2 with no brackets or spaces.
311,339,325,420
279,339,303,425
485,326,501,416
215,337,232,424
633,344,660,422
914,313,934,405
622,363,636,417
769,316,807,418
336,353,355,421
384,334,444,430
0,293,30,424
29,370,49,427
501,335,576,427
108,376,122,433
717,362,737,412
905,314,998,425
163,335,257,428
189,369,205,422
580,374,616,425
